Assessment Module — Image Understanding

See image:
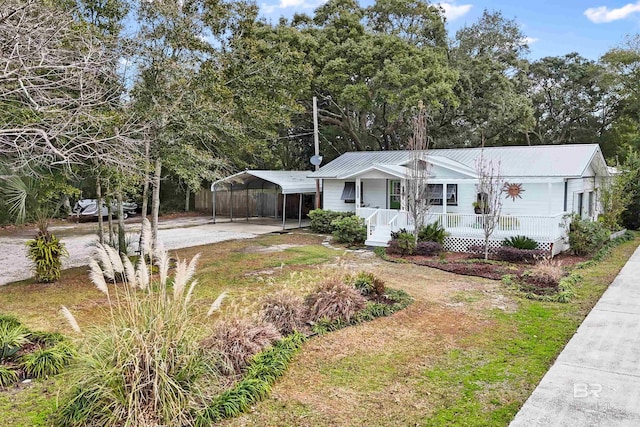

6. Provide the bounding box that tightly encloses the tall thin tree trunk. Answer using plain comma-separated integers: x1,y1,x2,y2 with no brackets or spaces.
96,176,104,244
141,139,150,220
107,192,114,246
117,191,126,254
151,158,162,250
185,188,189,212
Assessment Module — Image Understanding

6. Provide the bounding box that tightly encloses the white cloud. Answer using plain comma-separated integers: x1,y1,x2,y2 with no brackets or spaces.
522,37,539,45
584,1,640,23
261,0,327,15
438,1,473,21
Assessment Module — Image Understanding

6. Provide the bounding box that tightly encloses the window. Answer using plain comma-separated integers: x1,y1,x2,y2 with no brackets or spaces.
341,182,356,203
577,192,584,217
446,184,458,206
427,184,458,206
389,180,401,209
426,184,443,205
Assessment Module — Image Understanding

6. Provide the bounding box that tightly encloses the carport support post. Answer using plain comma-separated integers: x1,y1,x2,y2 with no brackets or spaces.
230,186,233,222
282,193,287,230
298,193,302,228
246,188,249,221
212,184,216,224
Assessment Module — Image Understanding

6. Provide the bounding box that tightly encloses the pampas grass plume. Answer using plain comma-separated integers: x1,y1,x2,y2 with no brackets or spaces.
207,292,227,316
60,306,82,333
122,254,137,288
89,259,109,296
94,243,115,281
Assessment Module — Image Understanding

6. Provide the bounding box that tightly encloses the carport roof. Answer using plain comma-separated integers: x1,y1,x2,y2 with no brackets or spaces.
211,170,318,194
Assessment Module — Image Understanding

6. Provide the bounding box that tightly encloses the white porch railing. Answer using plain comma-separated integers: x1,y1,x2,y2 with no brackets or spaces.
359,208,567,242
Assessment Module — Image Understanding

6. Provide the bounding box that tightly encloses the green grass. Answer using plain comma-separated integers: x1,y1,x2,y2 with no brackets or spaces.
0,231,638,427
418,235,640,426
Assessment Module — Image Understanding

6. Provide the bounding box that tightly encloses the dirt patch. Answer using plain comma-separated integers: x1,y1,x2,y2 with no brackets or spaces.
243,244,305,253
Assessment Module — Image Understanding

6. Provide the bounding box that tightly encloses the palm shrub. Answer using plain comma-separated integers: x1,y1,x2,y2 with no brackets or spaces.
56,219,224,427
305,277,366,323
203,317,282,376
26,217,67,282
259,290,306,336
418,222,447,244
503,235,538,250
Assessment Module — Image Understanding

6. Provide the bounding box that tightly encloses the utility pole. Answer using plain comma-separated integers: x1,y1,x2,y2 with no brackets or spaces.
313,96,321,209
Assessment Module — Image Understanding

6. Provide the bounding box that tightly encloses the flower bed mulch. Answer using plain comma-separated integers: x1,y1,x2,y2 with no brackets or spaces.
384,251,588,282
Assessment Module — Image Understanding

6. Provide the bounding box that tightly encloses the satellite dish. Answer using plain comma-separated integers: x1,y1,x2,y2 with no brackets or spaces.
310,155,323,166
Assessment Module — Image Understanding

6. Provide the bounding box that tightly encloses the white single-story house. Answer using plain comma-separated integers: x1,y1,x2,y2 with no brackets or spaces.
308,144,610,255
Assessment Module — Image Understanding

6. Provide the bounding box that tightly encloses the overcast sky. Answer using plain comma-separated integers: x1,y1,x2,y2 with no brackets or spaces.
258,0,640,60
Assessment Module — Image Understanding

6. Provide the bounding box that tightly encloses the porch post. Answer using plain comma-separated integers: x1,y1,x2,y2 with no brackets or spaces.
246,187,249,221
212,183,216,224
298,193,303,228
400,179,407,211
230,185,233,222
547,182,553,215
355,177,361,215
282,193,286,230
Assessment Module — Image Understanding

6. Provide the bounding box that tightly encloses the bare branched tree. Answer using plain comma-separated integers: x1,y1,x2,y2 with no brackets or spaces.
0,0,140,173
406,101,431,238
475,149,504,260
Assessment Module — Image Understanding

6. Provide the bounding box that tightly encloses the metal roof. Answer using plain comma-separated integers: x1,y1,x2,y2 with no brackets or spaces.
211,170,318,194
309,144,607,179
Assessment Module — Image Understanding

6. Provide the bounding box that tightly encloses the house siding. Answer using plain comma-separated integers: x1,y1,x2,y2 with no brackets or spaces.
322,179,356,213
362,179,387,209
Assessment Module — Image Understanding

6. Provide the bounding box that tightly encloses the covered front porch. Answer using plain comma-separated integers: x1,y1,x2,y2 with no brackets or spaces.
358,207,569,255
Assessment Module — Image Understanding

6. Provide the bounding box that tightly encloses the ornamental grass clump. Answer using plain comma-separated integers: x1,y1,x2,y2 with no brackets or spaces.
305,276,367,323
56,219,225,427
259,290,306,336
203,316,282,376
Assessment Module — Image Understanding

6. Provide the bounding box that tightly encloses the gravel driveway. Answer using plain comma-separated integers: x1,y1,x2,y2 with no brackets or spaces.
0,216,287,286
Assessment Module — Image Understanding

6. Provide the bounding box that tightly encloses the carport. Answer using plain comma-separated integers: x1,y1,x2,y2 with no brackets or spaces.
210,170,319,229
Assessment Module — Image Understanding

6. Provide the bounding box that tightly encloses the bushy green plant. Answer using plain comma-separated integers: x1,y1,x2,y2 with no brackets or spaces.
387,232,416,256
56,223,221,427
305,277,367,323
308,209,354,234
503,235,538,250
390,228,410,240
259,290,306,336
568,214,610,256
22,343,74,378
26,219,67,282
418,222,447,244
345,271,386,297
0,365,19,387
0,322,30,361
204,317,282,376
331,215,366,245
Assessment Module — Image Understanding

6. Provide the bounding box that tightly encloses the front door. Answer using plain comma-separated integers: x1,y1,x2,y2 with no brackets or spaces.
389,180,401,209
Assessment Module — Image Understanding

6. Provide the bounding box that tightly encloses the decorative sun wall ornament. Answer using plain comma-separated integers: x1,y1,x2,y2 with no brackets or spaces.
502,182,525,201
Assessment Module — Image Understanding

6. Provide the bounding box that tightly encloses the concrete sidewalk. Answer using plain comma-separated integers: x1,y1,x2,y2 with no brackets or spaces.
511,244,640,427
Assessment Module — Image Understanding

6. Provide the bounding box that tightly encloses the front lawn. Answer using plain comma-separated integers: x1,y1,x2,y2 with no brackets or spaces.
0,231,638,426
